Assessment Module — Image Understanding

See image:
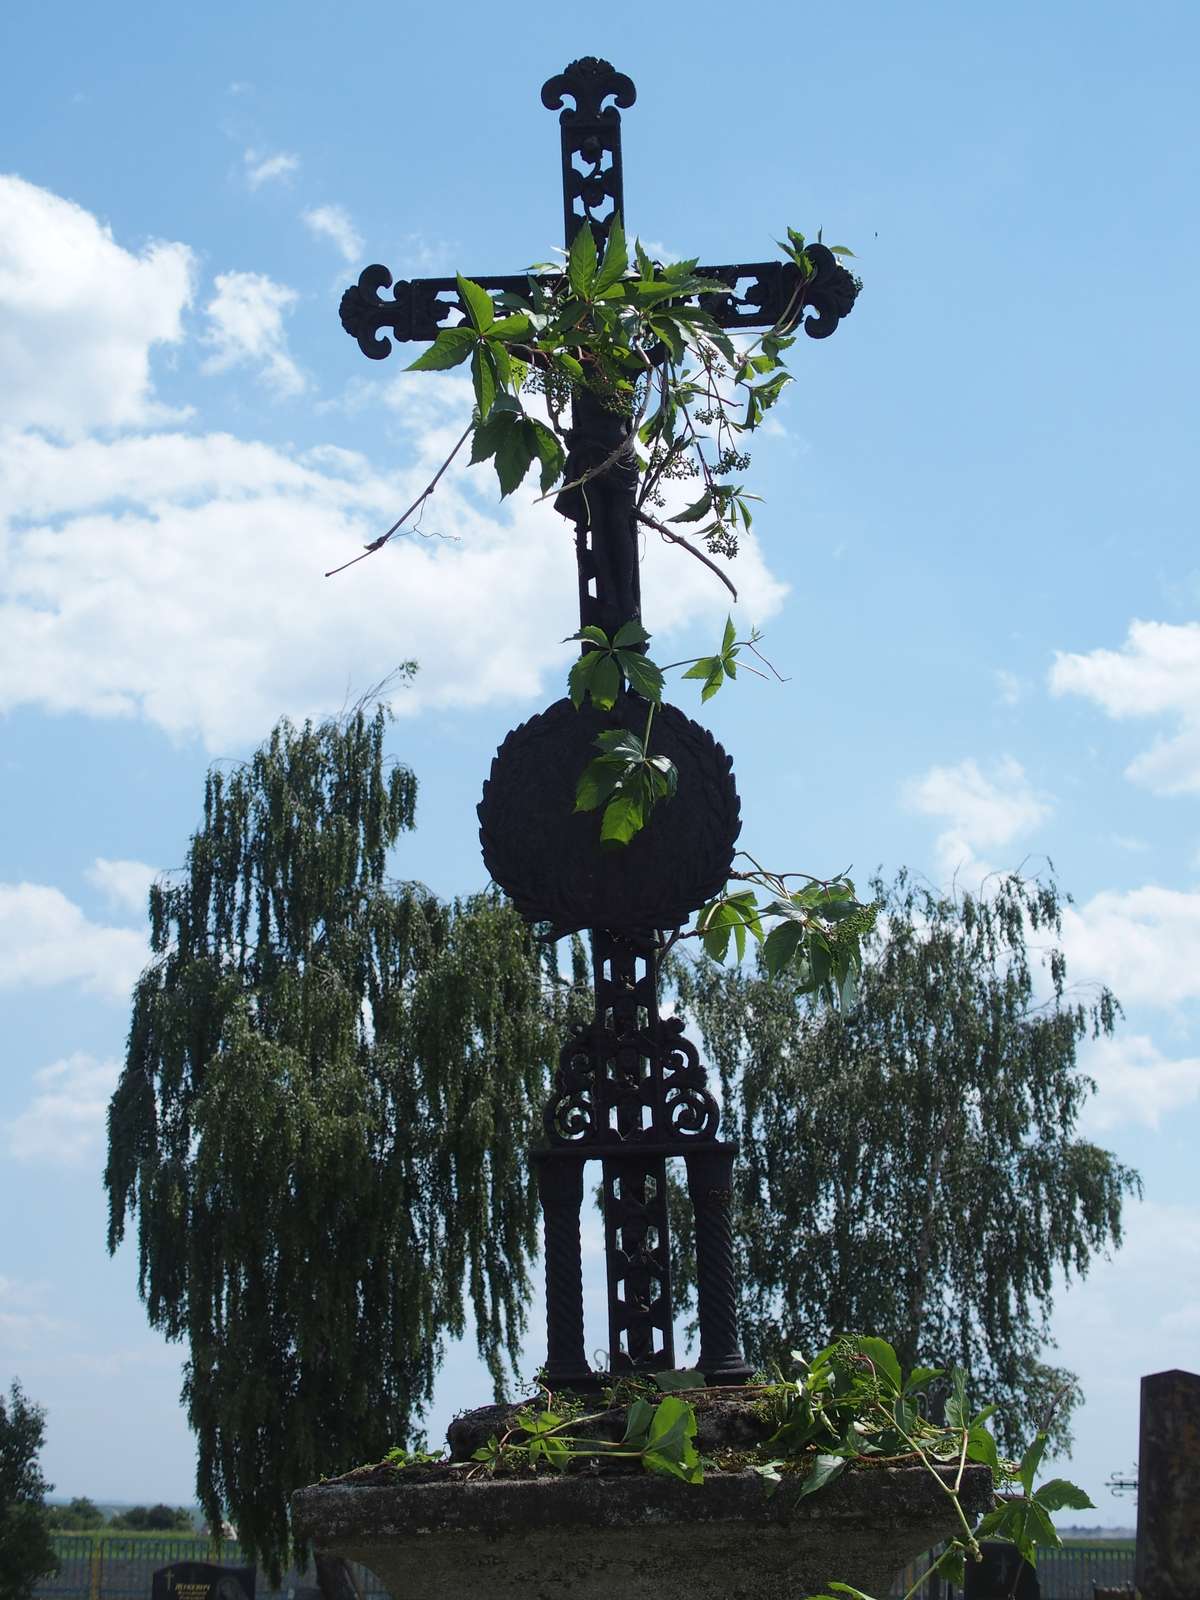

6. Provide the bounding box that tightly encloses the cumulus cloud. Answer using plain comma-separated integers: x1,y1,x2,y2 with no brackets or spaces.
3,1053,120,1169
1060,884,1200,1008
0,882,146,999
1078,1032,1200,1131
0,175,193,438
1050,620,1200,794
302,204,363,265
201,270,305,396
0,375,785,748
903,756,1051,884
85,858,157,918
0,179,786,749
1051,1197,1200,1488
243,148,299,189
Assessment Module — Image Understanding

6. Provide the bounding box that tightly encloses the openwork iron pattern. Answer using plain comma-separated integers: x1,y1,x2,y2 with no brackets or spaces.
337,58,856,1387
541,56,635,249
544,933,718,1148
339,251,857,362
602,1154,674,1372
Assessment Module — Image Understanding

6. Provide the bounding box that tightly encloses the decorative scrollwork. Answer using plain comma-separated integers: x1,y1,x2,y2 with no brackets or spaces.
541,935,722,1152
794,244,860,339
543,1022,597,1143
541,58,636,250
338,265,410,359
694,250,859,340
661,1017,720,1140
540,57,637,122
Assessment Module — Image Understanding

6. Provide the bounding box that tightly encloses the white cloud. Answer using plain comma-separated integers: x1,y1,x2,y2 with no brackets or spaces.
0,1276,63,1351
0,179,787,749
1078,1032,1200,1131
201,270,305,396
3,1053,120,1170
0,175,193,438
302,204,363,265
243,148,299,189
1050,620,1200,794
0,378,785,749
1061,884,1200,1008
994,668,1024,707
85,858,157,917
904,756,1051,883
1050,1198,1200,1509
1057,1198,1200,1355
0,882,146,999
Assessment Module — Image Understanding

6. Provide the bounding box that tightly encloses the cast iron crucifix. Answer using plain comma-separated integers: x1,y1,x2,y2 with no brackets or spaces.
339,57,858,1390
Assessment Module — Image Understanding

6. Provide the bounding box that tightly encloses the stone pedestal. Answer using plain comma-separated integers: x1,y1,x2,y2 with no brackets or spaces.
291,1460,992,1600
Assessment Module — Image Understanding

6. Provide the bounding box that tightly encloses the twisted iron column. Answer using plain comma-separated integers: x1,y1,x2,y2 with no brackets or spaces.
534,1155,591,1387
685,1147,753,1383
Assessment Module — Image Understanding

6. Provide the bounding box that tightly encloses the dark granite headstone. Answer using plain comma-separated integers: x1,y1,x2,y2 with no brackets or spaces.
151,1561,255,1600
963,1541,1040,1598
1135,1368,1200,1600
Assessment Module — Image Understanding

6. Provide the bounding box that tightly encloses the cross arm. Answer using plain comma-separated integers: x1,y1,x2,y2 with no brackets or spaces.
695,247,859,341
339,267,540,360
338,244,858,361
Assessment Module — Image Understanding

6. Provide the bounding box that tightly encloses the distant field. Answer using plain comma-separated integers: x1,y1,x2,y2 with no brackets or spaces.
50,1532,213,1546
1061,1537,1136,1551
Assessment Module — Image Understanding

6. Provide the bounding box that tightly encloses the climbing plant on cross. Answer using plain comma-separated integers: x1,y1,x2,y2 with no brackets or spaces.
338,55,867,976
337,57,873,1387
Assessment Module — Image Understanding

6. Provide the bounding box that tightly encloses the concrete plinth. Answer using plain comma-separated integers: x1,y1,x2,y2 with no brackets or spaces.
291,1460,993,1600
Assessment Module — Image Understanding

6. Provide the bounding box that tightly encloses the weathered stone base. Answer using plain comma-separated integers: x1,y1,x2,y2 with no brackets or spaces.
291,1461,993,1600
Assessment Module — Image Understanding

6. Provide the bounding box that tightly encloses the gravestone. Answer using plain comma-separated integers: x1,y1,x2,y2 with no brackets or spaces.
1134,1368,1200,1600
151,1560,256,1600
963,1540,1040,1598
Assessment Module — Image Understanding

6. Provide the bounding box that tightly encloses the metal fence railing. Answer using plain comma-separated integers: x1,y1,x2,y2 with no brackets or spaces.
888,1542,1136,1598
39,1538,387,1600
42,1534,1135,1600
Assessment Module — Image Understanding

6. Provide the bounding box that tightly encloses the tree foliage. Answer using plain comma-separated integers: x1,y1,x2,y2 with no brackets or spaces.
44,1497,106,1531
671,868,1140,1452
108,1505,194,1532
105,699,581,1578
0,1381,57,1600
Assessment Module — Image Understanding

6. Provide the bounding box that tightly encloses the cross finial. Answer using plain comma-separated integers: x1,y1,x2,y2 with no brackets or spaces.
540,58,636,249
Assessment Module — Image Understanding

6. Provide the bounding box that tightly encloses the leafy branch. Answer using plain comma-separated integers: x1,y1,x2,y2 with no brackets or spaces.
335,218,848,568
377,1339,1088,1597
562,616,877,995
335,215,875,1000
786,1340,1093,1600
469,1392,702,1485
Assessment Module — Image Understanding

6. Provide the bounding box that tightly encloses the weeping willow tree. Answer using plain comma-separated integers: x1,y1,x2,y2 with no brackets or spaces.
105,696,580,1577
671,868,1140,1453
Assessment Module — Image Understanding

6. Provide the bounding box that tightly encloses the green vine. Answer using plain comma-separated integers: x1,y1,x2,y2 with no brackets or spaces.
363,218,874,997
380,1337,1092,1599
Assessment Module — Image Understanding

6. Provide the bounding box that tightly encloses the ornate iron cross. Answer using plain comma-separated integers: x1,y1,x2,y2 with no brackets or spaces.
339,58,858,1390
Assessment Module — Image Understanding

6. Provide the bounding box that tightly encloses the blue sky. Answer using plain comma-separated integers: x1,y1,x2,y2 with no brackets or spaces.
1,0,1196,1528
